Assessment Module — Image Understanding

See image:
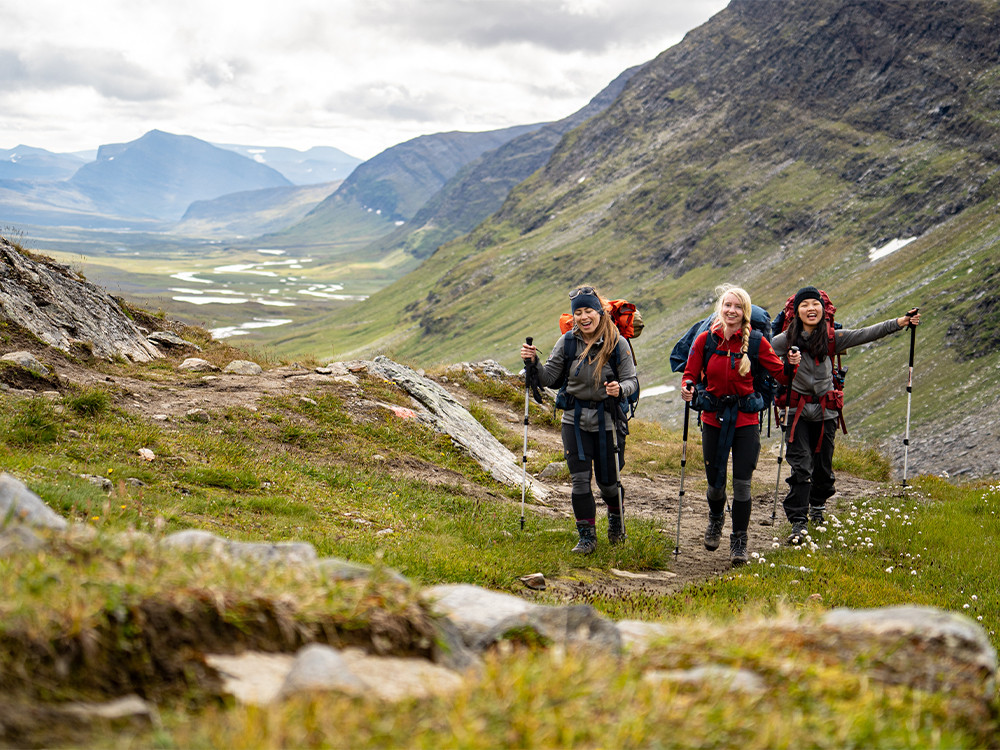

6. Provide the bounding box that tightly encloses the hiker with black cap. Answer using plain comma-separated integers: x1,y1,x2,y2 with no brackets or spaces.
771,286,921,544
520,285,638,554
680,285,800,567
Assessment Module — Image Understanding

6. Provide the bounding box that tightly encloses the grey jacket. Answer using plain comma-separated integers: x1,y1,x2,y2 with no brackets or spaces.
534,329,638,432
771,318,903,422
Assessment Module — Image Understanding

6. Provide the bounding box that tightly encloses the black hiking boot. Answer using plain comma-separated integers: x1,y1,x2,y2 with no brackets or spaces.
607,514,625,545
809,505,826,524
729,532,749,567
786,522,808,546
571,522,597,555
704,513,725,551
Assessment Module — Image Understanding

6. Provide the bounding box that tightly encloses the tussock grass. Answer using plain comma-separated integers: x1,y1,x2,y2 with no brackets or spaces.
63,386,112,417
832,440,893,481
5,398,61,447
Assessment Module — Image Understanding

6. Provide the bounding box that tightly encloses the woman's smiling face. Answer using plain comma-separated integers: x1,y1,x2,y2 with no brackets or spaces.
797,298,824,329
573,306,601,337
720,293,744,329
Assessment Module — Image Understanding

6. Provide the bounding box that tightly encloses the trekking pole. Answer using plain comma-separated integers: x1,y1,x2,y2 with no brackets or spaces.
762,346,796,527
674,381,692,557
608,397,626,541
520,336,533,530
762,405,789,526
902,308,918,489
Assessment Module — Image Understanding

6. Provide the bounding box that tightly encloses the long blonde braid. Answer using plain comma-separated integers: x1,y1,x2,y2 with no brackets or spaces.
738,321,752,376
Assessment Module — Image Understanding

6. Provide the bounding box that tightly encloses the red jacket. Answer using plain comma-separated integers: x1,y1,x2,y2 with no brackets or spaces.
683,325,795,428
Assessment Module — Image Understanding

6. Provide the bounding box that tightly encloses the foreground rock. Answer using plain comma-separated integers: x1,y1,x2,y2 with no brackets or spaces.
371,356,550,503
0,238,162,362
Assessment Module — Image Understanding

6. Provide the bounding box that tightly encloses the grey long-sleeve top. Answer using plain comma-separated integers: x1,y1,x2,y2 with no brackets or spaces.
534,329,638,432
771,318,903,422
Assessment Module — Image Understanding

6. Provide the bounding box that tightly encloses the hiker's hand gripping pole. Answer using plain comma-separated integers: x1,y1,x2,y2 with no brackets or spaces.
520,336,534,530
674,380,693,557
902,309,919,489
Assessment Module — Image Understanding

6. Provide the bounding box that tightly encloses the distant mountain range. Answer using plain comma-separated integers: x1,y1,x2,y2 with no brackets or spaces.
212,144,362,185
68,130,292,221
364,65,642,261
0,146,87,181
174,182,343,238
0,132,363,227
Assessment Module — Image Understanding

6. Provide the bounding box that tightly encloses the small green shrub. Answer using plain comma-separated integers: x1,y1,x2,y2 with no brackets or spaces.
5,399,60,447
64,388,112,417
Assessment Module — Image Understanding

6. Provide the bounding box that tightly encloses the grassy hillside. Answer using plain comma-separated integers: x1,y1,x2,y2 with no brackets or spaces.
282,0,1000,474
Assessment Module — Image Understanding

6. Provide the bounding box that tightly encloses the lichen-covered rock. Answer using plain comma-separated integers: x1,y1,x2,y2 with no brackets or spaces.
0,240,162,362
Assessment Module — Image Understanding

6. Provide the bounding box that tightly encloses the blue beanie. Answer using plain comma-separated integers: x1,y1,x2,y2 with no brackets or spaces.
571,291,603,314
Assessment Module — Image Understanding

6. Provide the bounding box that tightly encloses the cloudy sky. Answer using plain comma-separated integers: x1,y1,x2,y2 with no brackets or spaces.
1,0,727,160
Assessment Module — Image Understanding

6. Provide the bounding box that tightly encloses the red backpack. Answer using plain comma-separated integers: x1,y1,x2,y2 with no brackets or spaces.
773,289,847,442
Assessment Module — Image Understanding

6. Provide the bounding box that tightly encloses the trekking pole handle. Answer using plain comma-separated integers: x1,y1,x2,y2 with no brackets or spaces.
522,336,536,363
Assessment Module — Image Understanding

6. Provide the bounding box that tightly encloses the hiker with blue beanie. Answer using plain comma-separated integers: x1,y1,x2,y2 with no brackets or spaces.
771,286,921,544
680,285,800,566
520,285,638,554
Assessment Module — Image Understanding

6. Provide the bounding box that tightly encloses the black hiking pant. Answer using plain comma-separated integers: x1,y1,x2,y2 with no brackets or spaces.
702,424,760,535
783,417,837,524
701,423,761,484
562,424,623,522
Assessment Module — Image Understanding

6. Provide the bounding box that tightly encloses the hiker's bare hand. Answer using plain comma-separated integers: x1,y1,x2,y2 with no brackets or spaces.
898,310,921,328
604,381,620,398
681,381,694,402
520,344,537,362
787,349,801,366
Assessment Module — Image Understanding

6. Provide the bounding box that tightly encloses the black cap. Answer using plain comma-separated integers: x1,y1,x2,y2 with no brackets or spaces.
794,286,822,310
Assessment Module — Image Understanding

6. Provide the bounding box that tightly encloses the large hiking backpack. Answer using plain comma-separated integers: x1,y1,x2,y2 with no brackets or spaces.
557,299,642,421
772,289,848,437
669,304,777,419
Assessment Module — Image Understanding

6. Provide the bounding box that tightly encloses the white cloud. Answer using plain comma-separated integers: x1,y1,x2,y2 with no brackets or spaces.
0,0,727,159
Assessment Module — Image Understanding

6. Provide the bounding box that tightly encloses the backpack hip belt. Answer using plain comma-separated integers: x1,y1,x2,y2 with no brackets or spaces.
785,389,847,452
694,387,765,415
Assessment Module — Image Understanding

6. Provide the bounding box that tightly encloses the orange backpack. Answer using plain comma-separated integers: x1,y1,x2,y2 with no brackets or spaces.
559,299,644,341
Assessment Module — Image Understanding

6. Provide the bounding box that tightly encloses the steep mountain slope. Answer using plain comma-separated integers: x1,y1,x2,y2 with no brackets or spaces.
364,65,642,261
311,0,1000,477
267,125,545,250
69,130,292,221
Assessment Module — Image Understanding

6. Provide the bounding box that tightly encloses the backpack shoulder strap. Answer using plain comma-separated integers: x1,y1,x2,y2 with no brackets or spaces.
560,333,577,380
563,332,577,360
747,329,763,369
